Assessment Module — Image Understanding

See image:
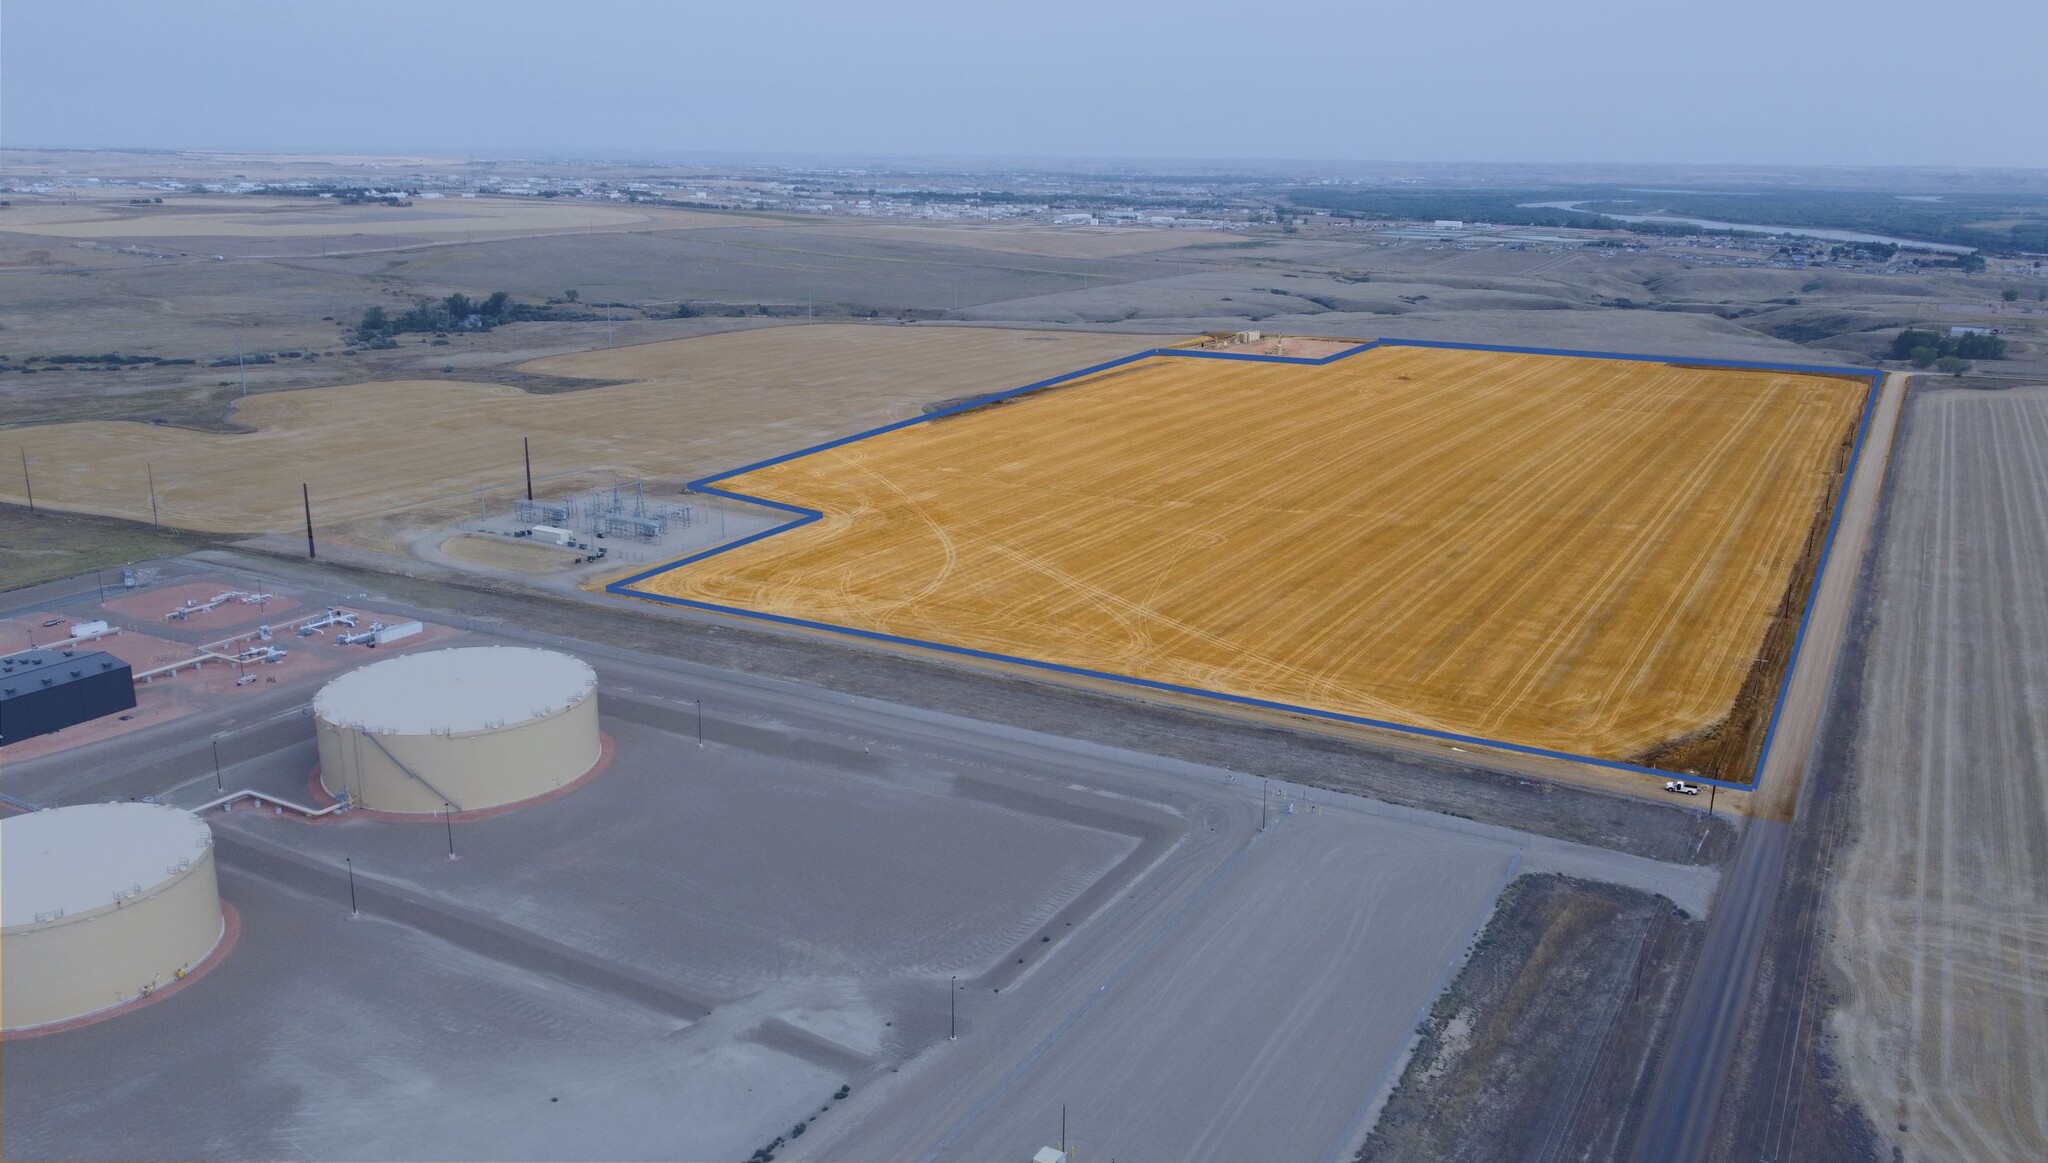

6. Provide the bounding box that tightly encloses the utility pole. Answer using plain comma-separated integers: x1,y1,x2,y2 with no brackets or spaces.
147,463,160,529
96,569,107,605
212,738,224,792
445,805,458,861
237,336,247,395
950,975,957,1041
303,483,316,559
1262,779,1269,831
19,447,31,511
696,699,704,748
346,857,359,919
523,437,533,502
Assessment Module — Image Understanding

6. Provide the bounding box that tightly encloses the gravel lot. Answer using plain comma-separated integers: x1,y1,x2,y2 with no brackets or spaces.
2,557,1715,1162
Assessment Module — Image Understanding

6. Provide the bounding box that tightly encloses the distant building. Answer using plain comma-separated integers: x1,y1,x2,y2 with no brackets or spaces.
1053,213,1094,226
1434,219,1465,230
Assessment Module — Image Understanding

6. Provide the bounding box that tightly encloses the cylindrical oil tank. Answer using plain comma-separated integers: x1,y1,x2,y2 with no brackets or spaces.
1,802,224,1030
314,646,600,814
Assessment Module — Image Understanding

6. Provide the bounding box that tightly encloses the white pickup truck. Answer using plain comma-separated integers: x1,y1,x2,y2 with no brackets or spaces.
1663,780,1702,796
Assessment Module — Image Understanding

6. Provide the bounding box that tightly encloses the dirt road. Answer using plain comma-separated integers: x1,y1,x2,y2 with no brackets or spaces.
1627,372,1904,1163
1746,371,1908,823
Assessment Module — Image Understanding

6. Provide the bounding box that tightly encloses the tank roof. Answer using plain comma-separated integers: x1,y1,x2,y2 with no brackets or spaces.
314,646,596,735
1,802,212,928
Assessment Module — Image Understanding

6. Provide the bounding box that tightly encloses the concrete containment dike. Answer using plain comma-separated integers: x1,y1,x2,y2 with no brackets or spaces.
2,803,225,1030
314,646,600,814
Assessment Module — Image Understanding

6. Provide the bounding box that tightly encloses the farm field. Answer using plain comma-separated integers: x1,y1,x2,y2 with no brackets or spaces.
0,326,1173,532
629,344,1871,778
0,194,726,240
1827,385,2048,1160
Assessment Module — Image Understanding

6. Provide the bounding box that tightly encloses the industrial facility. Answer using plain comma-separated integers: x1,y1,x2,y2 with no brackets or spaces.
313,646,601,813
0,648,136,744
0,803,224,1030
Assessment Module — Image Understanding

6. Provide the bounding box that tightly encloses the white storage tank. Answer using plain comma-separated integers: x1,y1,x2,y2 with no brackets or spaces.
1,802,225,1030
314,646,600,814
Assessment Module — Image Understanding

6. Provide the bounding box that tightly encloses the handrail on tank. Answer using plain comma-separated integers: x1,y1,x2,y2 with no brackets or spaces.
358,730,465,811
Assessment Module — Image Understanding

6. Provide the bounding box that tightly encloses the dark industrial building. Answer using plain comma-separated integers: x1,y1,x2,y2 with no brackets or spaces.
0,649,136,744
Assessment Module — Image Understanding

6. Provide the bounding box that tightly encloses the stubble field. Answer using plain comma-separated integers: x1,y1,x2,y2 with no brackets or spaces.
0,326,1171,531
631,344,1870,777
1827,384,2048,1160
0,195,724,240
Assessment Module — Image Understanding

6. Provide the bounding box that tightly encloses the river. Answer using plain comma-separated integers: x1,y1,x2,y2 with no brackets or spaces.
1519,201,1974,254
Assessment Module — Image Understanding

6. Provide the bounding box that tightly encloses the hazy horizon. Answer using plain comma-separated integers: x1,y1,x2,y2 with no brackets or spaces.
4,0,2044,169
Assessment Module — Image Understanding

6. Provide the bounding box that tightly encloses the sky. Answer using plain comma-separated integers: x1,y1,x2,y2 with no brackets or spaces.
4,0,2043,168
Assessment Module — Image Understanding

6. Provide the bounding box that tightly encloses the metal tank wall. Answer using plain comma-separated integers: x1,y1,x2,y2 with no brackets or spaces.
0,846,223,1030
317,689,599,814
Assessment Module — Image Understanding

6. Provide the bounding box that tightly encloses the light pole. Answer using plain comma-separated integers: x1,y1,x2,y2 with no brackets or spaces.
696,699,704,748
346,857,359,919
1262,780,1269,831
212,738,224,793
444,804,458,861
950,975,957,1041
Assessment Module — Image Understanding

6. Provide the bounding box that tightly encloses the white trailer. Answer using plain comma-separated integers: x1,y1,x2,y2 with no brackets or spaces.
531,525,576,547
372,620,422,646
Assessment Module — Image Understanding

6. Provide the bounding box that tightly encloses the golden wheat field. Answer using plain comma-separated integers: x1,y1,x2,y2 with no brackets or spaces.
634,345,1869,766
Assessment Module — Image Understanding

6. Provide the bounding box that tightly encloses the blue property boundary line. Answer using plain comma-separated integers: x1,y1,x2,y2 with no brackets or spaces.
608,338,1883,789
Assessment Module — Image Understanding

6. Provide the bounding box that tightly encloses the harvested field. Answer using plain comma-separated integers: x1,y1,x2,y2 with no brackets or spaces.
1827,384,2048,1160
629,344,1871,776
0,326,1173,532
0,504,228,592
0,195,715,239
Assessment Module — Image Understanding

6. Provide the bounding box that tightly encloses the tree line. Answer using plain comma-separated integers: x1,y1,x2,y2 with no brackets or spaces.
354,291,599,345
1890,327,2006,373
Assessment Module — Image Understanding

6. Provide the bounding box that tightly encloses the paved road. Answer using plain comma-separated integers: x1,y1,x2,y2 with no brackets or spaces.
1630,371,1906,1162
1630,817,1789,1160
